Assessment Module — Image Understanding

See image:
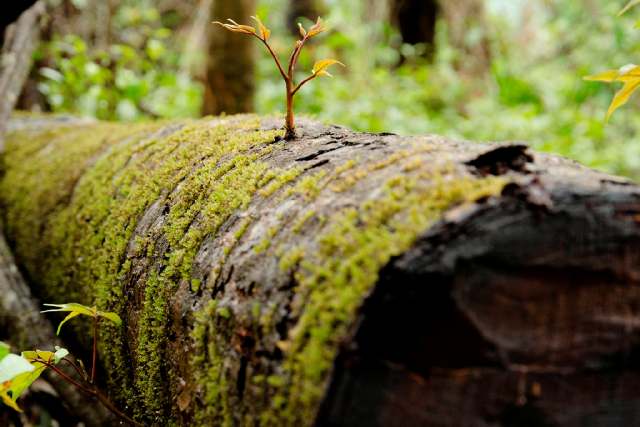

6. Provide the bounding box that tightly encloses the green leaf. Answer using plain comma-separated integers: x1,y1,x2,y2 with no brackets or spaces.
98,311,122,326
53,347,69,364
57,311,82,335
42,302,122,335
0,342,10,361
5,363,47,407
0,354,34,383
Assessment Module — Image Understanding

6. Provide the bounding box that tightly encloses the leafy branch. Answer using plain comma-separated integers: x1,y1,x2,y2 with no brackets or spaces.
214,16,344,140
585,1,640,120
0,302,140,426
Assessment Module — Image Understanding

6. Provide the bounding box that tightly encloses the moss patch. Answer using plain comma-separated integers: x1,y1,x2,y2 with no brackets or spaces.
1,116,284,423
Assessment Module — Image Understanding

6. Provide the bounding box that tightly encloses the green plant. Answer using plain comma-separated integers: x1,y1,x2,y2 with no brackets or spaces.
0,303,139,426
585,0,640,120
214,16,344,140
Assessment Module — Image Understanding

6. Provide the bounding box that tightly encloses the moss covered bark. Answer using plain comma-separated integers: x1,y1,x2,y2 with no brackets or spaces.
1,114,509,425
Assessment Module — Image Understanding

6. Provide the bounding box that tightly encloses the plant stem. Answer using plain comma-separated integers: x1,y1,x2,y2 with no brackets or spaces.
42,358,142,426
292,74,316,95
91,317,98,384
285,80,296,140
62,357,87,381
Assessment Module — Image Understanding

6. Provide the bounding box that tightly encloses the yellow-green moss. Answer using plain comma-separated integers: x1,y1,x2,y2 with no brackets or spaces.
273,169,505,424
1,115,285,423
2,117,507,426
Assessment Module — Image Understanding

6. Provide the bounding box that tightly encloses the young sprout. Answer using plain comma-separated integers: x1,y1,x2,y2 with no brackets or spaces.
214,16,344,140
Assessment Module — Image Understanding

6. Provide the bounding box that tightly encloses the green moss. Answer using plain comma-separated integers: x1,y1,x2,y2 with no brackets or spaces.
285,170,327,200
292,210,316,234
191,279,202,293
254,226,278,254
1,115,285,423
2,116,506,426
258,166,303,197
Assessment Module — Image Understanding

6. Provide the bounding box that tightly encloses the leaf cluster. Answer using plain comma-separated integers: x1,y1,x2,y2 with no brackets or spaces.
0,302,121,415
585,1,640,120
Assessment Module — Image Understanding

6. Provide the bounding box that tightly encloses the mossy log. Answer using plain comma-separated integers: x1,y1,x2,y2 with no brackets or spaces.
1,114,640,426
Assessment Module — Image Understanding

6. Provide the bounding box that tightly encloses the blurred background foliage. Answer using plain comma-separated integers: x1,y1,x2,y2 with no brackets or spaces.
19,0,640,179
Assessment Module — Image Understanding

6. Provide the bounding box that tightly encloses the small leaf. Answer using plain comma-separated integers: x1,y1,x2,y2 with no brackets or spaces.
585,64,640,82
42,302,121,334
212,19,257,36
53,347,69,364
312,59,345,77
307,17,326,38
6,363,48,409
298,23,307,38
56,311,81,335
1,387,22,412
584,69,624,82
606,79,640,121
585,64,640,120
97,310,122,326
620,0,640,15
251,16,271,41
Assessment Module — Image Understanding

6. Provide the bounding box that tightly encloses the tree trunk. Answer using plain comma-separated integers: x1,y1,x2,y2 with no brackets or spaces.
202,0,256,115
2,114,640,426
438,0,491,75
0,1,44,146
389,0,438,57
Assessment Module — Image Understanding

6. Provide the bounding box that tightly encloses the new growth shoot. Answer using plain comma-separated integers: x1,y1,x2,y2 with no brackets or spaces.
214,16,344,140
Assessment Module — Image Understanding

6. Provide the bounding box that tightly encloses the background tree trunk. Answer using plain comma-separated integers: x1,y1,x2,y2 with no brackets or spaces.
438,0,491,75
389,0,439,58
202,0,256,115
2,114,640,426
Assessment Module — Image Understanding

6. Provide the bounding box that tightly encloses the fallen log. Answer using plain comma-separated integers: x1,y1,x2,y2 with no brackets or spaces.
1,114,640,426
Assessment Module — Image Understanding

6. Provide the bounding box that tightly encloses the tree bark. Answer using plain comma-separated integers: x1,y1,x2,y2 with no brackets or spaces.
2,114,640,426
202,0,256,115
0,1,44,147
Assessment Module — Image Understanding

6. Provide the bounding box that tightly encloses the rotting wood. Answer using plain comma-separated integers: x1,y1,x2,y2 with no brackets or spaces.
2,114,640,426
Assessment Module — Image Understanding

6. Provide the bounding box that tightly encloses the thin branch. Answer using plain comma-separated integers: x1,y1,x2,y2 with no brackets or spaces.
292,74,317,95
43,359,142,426
91,317,98,383
288,36,309,79
62,357,87,381
258,37,289,82
40,361,94,395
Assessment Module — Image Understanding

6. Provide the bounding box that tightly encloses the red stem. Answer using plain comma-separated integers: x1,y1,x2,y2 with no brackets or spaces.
43,360,142,426
62,357,87,381
292,74,317,95
91,317,98,384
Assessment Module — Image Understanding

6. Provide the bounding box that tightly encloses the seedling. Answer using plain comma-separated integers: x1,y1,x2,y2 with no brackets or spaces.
0,302,140,426
214,16,344,140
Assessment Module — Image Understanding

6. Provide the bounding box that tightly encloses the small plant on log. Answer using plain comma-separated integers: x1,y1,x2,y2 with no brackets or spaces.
0,303,140,426
585,0,640,120
214,16,344,140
